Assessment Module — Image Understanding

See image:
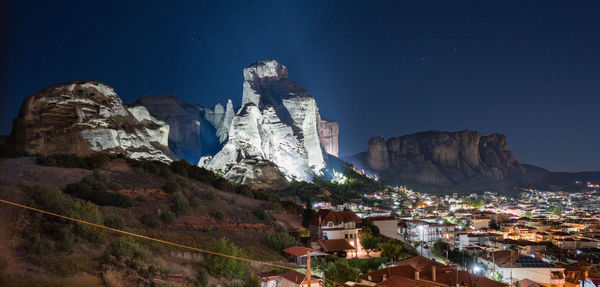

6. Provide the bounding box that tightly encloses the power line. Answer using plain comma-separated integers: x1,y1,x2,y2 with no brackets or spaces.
0,197,341,285
0,198,296,270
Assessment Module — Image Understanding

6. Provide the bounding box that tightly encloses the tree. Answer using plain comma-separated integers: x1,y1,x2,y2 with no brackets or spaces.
162,178,182,194
302,197,316,228
171,191,190,216
360,232,380,256
266,231,297,251
243,274,260,287
194,267,209,287
432,239,450,258
551,206,562,218
161,210,176,224
381,240,404,262
324,260,360,286
204,238,248,280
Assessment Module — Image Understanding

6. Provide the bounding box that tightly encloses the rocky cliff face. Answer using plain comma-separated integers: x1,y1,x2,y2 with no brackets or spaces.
352,130,525,187
199,60,328,185
317,117,339,157
10,81,173,162
134,95,224,162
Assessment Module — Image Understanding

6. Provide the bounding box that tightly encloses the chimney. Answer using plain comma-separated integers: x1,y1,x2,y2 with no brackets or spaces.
432,266,437,282
414,270,420,281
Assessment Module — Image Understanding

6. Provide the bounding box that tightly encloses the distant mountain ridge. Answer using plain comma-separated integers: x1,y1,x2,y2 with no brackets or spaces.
346,130,600,194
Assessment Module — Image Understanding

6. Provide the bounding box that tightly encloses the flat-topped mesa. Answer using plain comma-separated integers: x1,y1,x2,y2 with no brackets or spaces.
10,81,173,162
352,130,526,187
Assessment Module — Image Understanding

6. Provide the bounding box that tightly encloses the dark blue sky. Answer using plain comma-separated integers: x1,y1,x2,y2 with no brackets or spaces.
1,1,599,171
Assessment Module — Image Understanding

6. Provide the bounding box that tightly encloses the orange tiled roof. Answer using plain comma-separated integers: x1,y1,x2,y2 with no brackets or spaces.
309,209,361,226
282,246,326,257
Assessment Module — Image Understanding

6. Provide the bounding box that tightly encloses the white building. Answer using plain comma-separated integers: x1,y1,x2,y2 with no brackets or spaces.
368,216,401,239
404,220,457,246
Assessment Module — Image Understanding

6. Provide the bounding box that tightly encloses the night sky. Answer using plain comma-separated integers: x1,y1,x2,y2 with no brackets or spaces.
1,1,599,172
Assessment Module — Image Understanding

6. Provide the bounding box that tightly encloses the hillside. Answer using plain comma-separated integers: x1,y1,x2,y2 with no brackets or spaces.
0,155,301,286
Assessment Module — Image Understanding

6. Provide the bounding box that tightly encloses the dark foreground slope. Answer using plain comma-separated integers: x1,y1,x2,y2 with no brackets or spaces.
0,156,300,286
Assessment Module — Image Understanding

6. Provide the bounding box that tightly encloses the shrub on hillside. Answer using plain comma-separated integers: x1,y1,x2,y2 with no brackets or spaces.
104,216,124,229
252,208,269,221
64,171,132,207
171,191,190,216
162,178,182,194
36,153,111,170
16,184,106,256
140,212,158,227
161,210,176,224
211,210,224,221
190,198,203,210
266,231,297,251
105,237,150,261
205,190,216,200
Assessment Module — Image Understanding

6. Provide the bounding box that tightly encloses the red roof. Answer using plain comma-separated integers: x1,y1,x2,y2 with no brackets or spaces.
395,255,448,271
309,209,361,226
367,216,397,221
281,270,321,285
318,239,355,252
376,275,442,287
283,246,327,257
361,256,508,287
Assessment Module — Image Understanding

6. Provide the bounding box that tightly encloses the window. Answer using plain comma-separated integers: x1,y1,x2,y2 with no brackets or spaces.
276,280,282,287
327,222,333,227
345,234,348,239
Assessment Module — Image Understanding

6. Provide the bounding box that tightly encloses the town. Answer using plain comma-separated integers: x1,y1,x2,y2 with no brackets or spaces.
260,180,600,287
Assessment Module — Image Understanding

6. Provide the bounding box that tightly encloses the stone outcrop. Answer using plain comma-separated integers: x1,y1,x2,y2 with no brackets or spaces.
199,60,328,185
352,130,525,186
134,95,223,162
10,81,173,162
367,136,389,170
317,117,339,157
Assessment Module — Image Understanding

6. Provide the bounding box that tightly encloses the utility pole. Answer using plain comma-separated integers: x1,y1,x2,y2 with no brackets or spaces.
306,251,311,287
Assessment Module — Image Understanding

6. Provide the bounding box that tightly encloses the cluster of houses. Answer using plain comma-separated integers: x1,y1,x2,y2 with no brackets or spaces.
257,184,600,287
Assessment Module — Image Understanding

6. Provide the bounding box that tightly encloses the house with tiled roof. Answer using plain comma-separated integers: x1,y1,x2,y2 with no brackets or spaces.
281,270,321,287
259,271,322,287
282,246,327,266
309,209,361,257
